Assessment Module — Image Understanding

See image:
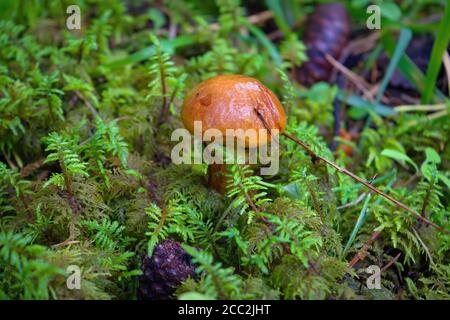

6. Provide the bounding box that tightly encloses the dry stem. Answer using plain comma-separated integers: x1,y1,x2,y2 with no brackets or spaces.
253,107,447,234
282,131,447,234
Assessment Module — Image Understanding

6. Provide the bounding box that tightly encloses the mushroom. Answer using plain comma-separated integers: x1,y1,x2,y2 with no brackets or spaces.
181,74,286,193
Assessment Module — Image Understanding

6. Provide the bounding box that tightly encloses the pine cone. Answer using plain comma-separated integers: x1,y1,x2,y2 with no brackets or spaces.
297,3,350,86
138,240,196,300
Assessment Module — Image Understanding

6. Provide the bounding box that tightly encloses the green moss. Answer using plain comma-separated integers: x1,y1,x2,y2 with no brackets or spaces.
0,0,448,300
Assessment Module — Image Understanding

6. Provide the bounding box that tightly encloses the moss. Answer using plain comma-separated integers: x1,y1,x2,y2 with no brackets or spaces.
0,0,449,300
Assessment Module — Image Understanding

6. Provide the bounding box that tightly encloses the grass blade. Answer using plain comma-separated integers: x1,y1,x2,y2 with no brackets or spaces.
376,28,412,103
105,35,197,69
343,171,397,255
343,193,371,255
265,0,291,35
382,32,446,102
336,90,397,117
243,20,282,65
422,3,450,103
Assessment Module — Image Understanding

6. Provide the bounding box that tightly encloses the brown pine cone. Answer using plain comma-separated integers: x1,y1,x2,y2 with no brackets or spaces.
138,240,196,300
297,3,350,86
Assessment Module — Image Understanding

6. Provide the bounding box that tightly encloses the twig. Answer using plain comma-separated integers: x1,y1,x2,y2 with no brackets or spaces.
246,10,274,25
325,54,389,104
158,76,185,127
241,182,260,213
254,108,448,235
394,104,446,112
347,32,381,56
186,10,274,33
412,227,435,267
214,202,234,233
51,240,80,248
348,229,382,267
144,180,169,245
20,159,45,178
404,109,449,128
282,131,448,234
337,192,367,211
427,109,448,120
326,54,372,94
235,165,260,213
2,151,17,170
58,154,79,215
305,181,323,220
74,91,98,117
380,252,401,272
329,32,380,83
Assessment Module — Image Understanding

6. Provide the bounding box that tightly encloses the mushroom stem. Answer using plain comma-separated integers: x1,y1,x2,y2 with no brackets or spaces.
208,163,229,194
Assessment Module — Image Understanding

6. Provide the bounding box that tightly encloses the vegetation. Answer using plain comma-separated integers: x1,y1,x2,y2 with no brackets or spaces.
0,0,449,300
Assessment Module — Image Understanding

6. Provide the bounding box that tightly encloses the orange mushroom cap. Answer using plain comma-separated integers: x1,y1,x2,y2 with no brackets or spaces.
181,74,286,148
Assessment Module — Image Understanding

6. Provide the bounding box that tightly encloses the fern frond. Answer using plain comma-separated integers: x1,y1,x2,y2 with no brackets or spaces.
183,244,242,299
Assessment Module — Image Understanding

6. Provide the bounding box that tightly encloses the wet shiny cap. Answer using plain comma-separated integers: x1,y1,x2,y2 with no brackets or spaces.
181,74,286,148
